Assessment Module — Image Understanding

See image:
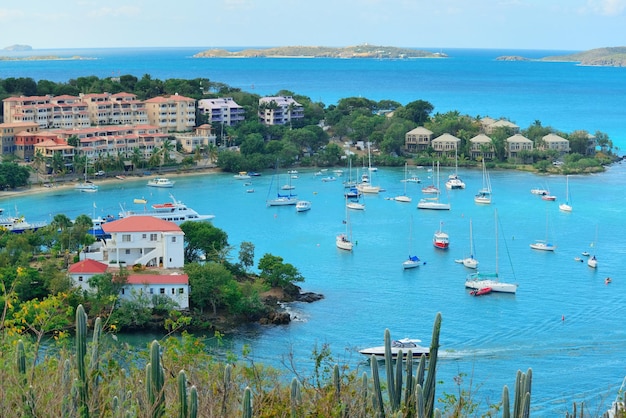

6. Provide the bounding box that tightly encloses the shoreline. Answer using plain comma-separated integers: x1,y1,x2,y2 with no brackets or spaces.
0,165,223,202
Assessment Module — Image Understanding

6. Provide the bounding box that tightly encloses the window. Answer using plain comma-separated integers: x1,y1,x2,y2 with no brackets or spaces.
149,288,154,294
160,288,165,294
150,233,158,241
122,234,131,242
78,276,83,282
121,288,125,295
178,288,184,294
171,288,175,295
172,236,176,243
142,234,147,239
125,249,130,254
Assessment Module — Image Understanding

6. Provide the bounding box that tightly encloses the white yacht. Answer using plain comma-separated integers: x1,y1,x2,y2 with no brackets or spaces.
147,177,175,188
359,338,430,360
119,194,214,224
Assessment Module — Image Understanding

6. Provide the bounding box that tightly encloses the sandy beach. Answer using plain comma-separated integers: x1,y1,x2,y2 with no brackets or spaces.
0,165,223,201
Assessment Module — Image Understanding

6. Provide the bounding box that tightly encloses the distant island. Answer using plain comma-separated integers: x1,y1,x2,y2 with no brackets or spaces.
3,44,32,51
496,47,626,67
193,44,446,59
0,55,93,62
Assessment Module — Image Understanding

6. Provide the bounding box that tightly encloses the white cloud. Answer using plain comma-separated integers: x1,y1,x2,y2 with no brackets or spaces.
87,6,141,18
0,8,24,21
586,0,626,15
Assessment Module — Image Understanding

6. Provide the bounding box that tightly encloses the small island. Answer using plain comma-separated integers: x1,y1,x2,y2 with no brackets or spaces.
3,44,32,51
541,46,626,67
194,44,446,59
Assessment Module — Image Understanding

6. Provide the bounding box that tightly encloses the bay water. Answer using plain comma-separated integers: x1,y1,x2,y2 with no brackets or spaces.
2,48,626,414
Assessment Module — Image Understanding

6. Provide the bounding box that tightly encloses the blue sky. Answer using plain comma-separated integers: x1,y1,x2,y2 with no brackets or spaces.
1,0,625,51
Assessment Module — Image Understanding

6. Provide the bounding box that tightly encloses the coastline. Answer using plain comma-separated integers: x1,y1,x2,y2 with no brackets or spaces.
0,165,223,201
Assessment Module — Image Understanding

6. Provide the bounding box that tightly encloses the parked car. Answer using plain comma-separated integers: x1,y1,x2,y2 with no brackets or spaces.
95,170,105,176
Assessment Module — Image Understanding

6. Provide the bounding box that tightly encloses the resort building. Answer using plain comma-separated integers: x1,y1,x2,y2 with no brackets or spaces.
144,94,196,132
82,216,185,269
3,95,90,130
404,127,433,152
541,133,570,155
68,259,110,293
431,133,461,157
0,122,40,157
173,124,217,153
483,119,520,135
469,134,495,160
258,96,304,126
79,92,148,126
197,97,245,126
506,134,534,162
33,138,75,169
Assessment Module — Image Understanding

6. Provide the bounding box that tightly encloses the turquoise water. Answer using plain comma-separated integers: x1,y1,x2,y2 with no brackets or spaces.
2,47,626,413
3,164,626,414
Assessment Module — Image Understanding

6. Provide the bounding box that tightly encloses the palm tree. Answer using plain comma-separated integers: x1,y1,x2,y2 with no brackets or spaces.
206,143,218,166
160,138,175,166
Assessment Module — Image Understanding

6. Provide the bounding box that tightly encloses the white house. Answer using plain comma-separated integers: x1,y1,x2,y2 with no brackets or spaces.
68,259,109,292
83,216,185,269
120,273,189,310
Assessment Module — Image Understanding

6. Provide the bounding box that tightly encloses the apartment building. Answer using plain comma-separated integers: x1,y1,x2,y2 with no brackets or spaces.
144,94,196,132
258,96,304,126
197,97,245,126
0,121,39,156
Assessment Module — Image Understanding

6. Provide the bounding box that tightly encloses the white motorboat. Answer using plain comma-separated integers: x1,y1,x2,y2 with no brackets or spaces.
234,171,251,180
75,182,98,192
295,200,311,212
359,338,430,360
0,215,47,233
119,194,214,224
147,177,175,188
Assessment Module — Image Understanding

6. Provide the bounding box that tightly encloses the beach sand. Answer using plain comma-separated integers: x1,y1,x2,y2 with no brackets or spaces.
0,165,222,201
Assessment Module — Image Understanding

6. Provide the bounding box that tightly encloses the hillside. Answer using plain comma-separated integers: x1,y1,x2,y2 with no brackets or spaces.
541,46,626,67
193,44,445,59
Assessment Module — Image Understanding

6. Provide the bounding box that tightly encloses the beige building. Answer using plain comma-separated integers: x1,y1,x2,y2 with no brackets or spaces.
431,133,461,156
144,94,196,132
174,124,217,153
0,122,40,156
469,134,495,160
80,92,148,126
258,96,304,126
484,119,520,135
197,97,245,126
541,133,570,155
404,126,433,152
506,134,533,161
3,95,90,129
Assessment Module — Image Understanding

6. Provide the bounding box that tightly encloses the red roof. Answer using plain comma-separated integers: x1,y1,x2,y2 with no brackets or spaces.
126,274,188,285
102,216,182,233
69,259,108,274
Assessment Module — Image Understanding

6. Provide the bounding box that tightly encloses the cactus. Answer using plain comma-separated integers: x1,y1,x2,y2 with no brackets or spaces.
242,386,252,418
178,370,188,418
290,377,301,418
384,329,397,411
360,371,369,414
423,312,442,418
222,363,232,416
415,384,425,418
62,359,73,418
370,355,385,417
148,340,165,418
190,386,198,418
502,385,510,418
16,339,26,378
506,368,532,418
75,304,89,418
333,363,341,401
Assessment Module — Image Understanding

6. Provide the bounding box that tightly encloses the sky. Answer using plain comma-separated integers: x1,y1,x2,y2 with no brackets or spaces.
1,0,626,51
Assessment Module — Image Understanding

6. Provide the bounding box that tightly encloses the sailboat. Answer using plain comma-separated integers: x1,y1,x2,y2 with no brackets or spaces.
474,159,492,204
445,149,465,190
559,175,572,212
587,225,598,268
417,162,450,210
343,157,357,189
422,161,439,194
458,219,479,269
402,215,420,269
266,161,298,206
395,162,412,202
336,197,354,251
75,160,98,192
465,209,518,294
530,207,556,251
356,143,380,194
433,221,449,250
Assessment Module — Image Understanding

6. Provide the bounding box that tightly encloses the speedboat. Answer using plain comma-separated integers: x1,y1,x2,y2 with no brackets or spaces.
147,177,175,188
359,338,430,360
234,171,251,179
295,200,311,212
75,182,98,192
470,287,492,296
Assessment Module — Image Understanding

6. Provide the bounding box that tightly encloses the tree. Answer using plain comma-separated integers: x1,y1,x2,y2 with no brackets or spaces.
238,241,255,272
179,222,229,263
184,262,239,315
257,253,304,289
394,99,434,125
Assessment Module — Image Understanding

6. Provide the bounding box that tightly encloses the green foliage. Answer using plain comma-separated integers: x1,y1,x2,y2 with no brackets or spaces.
0,162,31,189
257,253,304,289
184,262,242,315
179,221,229,263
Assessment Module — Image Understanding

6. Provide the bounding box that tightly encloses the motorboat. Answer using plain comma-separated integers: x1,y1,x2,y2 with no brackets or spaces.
433,222,449,249
541,194,556,201
0,215,47,233
530,188,549,195
295,200,311,212
75,181,98,192
465,273,518,294
347,201,365,210
147,177,175,188
134,198,148,204
321,176,336,182
234,171,251,179
359,338,430,360
119,194,214,224
401,176,421,183
470,287,492,296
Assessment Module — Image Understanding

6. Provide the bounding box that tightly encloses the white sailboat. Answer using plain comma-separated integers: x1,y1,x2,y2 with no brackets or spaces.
445,149,465,190
395,162,412,202
356,143,380,194
530,207,556,251
559,175,572,212
422,161,439,194
459,219,479,269
75,160,99,192
402,215,421,269
474,159,492,204
266,162,297,206
465,209,518,294
417,162,450,210
336,197,354,251
588,225,598,268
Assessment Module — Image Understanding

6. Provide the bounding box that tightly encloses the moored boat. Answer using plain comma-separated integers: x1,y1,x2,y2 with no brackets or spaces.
295,200,311,212
359,338,430,360
119,194,214,223
147,177,175,188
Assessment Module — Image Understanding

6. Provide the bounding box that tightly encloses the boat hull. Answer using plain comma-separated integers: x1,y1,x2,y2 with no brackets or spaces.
336,234,353,251
465,273,517,294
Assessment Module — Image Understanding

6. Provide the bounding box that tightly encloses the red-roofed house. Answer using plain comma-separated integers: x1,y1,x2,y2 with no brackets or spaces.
120,273,189,309
83,216,185,268
68,259,108,292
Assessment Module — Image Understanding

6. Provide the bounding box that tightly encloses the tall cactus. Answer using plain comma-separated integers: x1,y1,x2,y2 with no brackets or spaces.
502,385,510,418
290,377,301,418
370,355,385,417
507,368,532,418
222,363,232,417
178,370,188,418
384,329,397,411
75,304,89,418
423,312,442,418
147,340,165,418
189,386,198,418
242,386,252,418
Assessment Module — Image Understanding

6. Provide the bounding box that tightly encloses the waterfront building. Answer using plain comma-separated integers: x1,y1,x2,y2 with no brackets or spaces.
144,94,196,132
258,96,304,126
469,134,495,160
506,133,534,162
174,124,217,153
431,133,461,157
541,133,570,156
0,121,40,157
197,97,245,126
404,126,433,152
